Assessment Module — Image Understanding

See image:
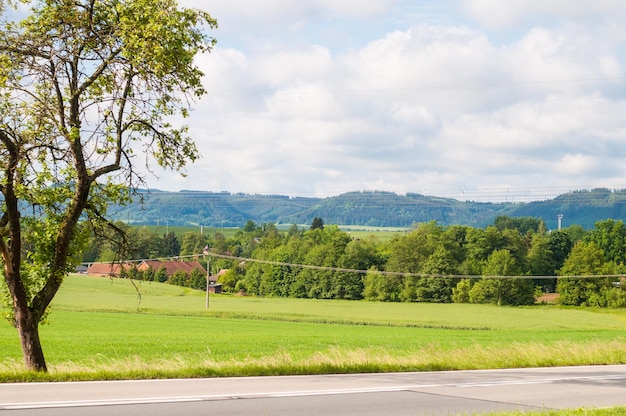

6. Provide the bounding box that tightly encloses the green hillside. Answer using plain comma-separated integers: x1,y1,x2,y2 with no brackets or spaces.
278,191,508,227
111,190,319,227
509,188,626,229
110,188,626,229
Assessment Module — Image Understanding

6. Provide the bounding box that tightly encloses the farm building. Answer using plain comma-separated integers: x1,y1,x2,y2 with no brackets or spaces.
86,262,134,277
208,282,223,294
137,260,206,277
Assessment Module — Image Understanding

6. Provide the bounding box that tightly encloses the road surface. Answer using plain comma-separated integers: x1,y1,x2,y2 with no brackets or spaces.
2,365,626,415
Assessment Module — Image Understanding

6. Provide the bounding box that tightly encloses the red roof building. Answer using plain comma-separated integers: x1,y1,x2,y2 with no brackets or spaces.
137,260,206,277
86,262,134,277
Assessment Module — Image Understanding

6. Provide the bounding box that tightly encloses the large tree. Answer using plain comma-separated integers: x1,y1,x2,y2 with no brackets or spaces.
557,241,614,306
0,0,216,371
470,249,535,306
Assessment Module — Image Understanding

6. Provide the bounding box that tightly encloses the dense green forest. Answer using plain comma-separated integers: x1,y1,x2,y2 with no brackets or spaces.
85,215,626,308
111,188,626,230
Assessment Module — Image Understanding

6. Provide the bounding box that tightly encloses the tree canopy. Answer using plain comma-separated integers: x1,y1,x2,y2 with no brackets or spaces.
0,0,216,371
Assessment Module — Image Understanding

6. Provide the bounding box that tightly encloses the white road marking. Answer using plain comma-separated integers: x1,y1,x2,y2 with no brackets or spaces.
3,371,626,410
1,388,411,410
458,374,626,388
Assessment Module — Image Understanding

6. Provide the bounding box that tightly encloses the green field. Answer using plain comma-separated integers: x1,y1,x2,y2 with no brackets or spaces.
1,275,626,382
138,225,240,239
137,224,406,242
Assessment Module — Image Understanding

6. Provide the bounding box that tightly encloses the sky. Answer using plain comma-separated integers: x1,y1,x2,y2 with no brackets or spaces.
148,0,626,203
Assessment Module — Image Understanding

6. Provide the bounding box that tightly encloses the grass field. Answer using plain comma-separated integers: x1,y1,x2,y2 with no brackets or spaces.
139,224,407,242
1,275,626,383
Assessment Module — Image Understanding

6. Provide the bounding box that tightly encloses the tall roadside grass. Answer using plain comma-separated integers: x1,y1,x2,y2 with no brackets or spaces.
485,409,626,416
1,340,626,383
1,275,626,382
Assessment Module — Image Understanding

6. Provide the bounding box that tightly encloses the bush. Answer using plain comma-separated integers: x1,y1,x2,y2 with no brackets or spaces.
557,277,612,306
218,269,240,293
469,278,535,306
603,287,626,308
452,279,471,303
169,270,189,287
189,268,206,290
155,266,168,283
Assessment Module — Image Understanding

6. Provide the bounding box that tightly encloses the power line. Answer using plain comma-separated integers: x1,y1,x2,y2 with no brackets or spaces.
202,252,622,281
86,252,625,281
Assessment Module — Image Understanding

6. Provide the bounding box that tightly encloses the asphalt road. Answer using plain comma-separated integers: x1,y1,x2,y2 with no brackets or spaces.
2,365,626,415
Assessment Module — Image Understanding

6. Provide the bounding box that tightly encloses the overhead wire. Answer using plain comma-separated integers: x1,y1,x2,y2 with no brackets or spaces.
85,252,626,281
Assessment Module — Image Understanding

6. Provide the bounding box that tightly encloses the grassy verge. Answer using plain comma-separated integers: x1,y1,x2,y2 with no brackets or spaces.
485,409,626,416
1,275,626,383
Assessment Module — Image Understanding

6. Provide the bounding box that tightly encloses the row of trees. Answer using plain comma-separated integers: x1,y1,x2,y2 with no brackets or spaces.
226,218,558,306
120,265,207,290
84,216,626,308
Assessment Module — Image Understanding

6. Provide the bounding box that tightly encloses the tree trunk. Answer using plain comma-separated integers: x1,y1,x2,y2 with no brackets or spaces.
15,309,47,372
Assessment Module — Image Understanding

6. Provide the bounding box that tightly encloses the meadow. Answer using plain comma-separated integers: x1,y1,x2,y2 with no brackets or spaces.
1,275,626,383
140,224,406,242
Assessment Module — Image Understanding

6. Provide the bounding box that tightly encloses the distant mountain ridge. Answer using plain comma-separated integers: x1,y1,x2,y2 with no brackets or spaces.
111,188,626,230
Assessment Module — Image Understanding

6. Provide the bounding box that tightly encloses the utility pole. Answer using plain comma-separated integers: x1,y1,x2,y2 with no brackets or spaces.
203,246,210,310
206,260,210,309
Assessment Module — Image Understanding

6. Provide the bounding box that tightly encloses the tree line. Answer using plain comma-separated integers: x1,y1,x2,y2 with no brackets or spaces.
84,216,626,308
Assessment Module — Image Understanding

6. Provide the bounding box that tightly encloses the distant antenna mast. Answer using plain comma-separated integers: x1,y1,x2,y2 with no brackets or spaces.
557,214,564,230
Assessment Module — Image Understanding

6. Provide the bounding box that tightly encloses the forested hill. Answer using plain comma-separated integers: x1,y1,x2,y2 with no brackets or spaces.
111,188,626,229
277,191,507,228
506,188,626,229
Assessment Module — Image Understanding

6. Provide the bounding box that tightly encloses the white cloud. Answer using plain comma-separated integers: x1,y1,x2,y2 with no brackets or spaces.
183,0,400,50
461,0,626,30
145,1,626,201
